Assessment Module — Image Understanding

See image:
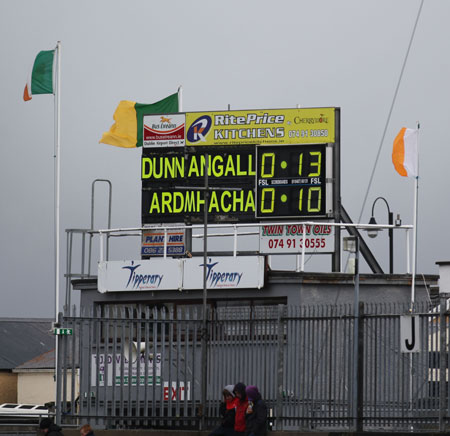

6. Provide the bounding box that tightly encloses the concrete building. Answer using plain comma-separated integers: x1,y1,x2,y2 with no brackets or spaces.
73,270,437,313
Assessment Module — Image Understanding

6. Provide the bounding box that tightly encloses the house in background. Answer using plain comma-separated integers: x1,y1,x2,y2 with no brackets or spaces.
14,350,55,405
0,318,54,403
13,349,79,405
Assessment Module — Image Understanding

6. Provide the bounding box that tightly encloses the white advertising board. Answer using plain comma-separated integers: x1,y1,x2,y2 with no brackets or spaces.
259,223,334,254
143,114,185,147
91,353,162,387
98,259,182,293
141,226,186,256
182,256,265,290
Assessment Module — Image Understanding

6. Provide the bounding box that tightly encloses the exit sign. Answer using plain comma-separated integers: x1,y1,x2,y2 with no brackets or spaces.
54,328,73,336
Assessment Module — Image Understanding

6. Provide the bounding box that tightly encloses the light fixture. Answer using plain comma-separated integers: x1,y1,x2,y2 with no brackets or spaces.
343,236,357,253
367,216,382,239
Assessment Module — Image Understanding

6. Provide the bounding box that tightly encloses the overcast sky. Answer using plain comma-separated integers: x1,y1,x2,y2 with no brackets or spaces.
1,0,448,317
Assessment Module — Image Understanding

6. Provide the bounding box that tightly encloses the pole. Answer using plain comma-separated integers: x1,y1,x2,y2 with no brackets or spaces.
54,40,62,425
200,154,209,430
439,294,447,432
353,237,362,432
178,85,183,112
411,125,419,305
411,177,418,304
371,197,394,274
388,211,393,274
54,41,61,324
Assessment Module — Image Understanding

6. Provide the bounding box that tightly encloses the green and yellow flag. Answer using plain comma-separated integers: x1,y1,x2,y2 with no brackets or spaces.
100,92,179,148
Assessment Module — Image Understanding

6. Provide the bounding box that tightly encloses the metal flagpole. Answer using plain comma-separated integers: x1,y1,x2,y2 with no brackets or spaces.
178,85,183,111
54,40,62,424
410,124,419,306
55,41,61,323
409,124,419,429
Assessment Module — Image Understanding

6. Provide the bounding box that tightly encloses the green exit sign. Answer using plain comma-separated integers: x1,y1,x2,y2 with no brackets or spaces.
54,328,73,336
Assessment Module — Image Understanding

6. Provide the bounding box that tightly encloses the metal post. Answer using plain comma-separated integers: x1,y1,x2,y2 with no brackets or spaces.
55,312,63,425
370,197,394,274
300,224,306,272
388,211,393,274
89,179,112,266
439,295,447,432
352,237,363,432
406,228,411,274
357,301,364,432
276,304,284,431
200,154,209,430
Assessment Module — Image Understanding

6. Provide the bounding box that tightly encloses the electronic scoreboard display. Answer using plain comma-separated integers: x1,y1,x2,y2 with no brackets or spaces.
141,107,339,224
256,144,329,219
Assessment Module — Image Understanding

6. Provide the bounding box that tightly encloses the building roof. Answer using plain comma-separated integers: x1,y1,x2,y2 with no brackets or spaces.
14,349,55,371
0,318,54,370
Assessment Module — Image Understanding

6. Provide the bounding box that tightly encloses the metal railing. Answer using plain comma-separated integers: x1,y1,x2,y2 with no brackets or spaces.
56,300,450,432
64,220,414,308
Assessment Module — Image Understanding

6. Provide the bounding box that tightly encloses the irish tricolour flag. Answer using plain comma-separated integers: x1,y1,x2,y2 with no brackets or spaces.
392,127,418,177
23,49,55,101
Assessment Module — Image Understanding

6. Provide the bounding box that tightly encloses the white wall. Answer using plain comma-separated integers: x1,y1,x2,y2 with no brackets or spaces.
17,371,79,405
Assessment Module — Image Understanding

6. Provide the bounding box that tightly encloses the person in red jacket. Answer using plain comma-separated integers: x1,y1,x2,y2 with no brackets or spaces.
233,382,248,436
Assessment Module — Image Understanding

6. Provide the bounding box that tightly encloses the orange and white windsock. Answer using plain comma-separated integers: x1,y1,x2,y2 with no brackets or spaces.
392,127,418,177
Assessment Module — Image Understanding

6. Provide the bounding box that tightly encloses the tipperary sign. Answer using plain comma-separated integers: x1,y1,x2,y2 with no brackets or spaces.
98,256,265,292
141,107,339,224
98,259,182,292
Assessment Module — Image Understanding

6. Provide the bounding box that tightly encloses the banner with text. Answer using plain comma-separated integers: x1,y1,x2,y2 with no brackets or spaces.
182,256,265,289
91,353,162,387
185,108,335,146
99,257,265,292
259,223,334,254
143,114,185,148
98,259,182,293
141,227,186,256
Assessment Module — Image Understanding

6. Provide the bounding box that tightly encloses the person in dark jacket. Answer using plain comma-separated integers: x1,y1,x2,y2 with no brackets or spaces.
233,382,248,436
245,385,267,436
39,418,64,436
208,384,237,436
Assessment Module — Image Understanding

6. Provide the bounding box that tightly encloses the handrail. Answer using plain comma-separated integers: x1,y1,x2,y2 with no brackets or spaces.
95,220,412,267
64,221,414,313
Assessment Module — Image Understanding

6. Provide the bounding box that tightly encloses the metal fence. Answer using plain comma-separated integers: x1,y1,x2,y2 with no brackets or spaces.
56,300,450,432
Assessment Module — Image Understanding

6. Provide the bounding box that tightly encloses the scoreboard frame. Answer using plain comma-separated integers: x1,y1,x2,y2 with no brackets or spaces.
141,107,340,226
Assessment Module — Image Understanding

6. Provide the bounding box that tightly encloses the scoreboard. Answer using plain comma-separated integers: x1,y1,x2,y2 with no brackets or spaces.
256,144,330,219
141,107,339,224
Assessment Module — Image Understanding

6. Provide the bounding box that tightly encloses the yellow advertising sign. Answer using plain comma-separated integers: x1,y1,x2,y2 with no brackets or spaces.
185,107,335,146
